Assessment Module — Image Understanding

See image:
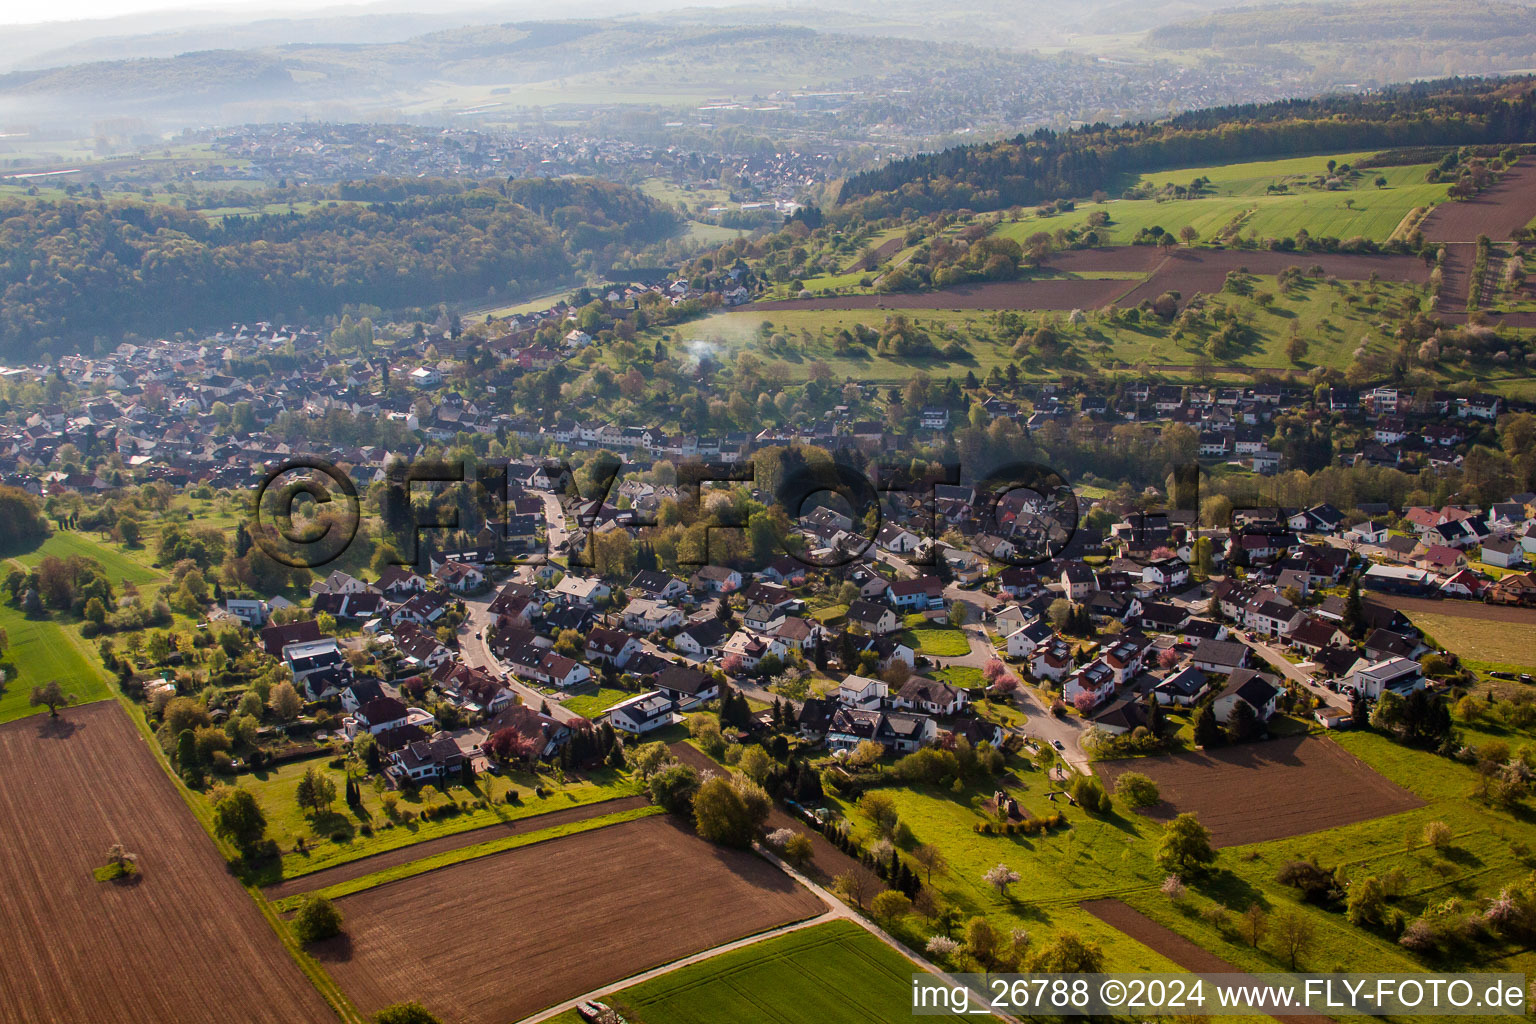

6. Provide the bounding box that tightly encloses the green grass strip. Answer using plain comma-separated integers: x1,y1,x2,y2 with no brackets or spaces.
275,804,664,908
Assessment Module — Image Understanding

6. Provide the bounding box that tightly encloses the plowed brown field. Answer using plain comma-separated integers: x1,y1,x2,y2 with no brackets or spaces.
316,814,822,1024
1096,735,1421,847
1420,158,1536,242
0,702,334,1024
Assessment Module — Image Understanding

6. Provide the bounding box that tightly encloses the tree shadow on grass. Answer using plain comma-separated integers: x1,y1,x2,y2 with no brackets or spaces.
1195,867,1267,911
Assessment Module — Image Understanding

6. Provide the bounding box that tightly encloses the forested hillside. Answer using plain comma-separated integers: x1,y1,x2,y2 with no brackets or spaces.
835,77,1536,216
0,177,679,357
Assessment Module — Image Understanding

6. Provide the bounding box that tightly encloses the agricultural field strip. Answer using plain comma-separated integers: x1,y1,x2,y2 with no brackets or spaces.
600,920,979,1024
262,792,651,899
0,702,335,1024
272,802,663,907
1096,736,1424,848
317,814,825,1024
1082,899,1331,1024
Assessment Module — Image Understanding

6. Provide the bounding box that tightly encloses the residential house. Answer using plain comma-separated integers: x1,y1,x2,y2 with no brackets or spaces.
622,598,685,634
387,734,465,784
484,704,572,758
1191,638,1251,674
1211,669,1281,724
1348,657,1425,699
1152,666,1209,706
846,600,899,635
1483,538,1526,569
654,664,720,711
675,618,729,660
886,576,943,612
607,691,681,735
894,677,967,716
838,674,889,709
349,696,414,737
585,627,641,667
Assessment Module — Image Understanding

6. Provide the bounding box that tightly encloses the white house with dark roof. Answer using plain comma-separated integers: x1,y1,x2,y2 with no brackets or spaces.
1211,669,1281,724
607,691,681,735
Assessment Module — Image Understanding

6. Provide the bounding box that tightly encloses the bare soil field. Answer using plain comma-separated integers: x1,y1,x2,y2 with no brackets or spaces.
1082,899,1330,1024
264,793,651,900
1373,593,1536,625
0,702,334,1024
1419,158,1536,242
317,814,823,1024
756,246,1429,315
754,276,1132,312
1096,735,1422,847
1044,246,1167,273
1435,240,1478,313
669,741,885,897
1114,248,1431,309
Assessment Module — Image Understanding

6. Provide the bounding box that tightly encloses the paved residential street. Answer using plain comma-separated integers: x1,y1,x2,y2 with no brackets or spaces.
1247,636,1350,711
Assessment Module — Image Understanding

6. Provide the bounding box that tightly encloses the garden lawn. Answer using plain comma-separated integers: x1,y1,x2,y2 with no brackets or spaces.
0,602,112,724
561,688,632,718
609,920,976,1024
902,627,970,657
934,665,983,689
211,753,638,884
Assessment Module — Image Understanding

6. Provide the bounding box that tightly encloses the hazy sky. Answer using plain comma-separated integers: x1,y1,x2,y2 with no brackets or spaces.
1,0,366,25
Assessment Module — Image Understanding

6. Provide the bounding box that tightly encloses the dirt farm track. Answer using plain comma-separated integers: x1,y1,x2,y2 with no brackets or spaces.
315,813,824,1024
0,702,333,1024
1096,735,1422,847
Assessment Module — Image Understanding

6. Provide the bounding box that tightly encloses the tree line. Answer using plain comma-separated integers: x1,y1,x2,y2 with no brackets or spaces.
0,176,680,359
835,77,1536,217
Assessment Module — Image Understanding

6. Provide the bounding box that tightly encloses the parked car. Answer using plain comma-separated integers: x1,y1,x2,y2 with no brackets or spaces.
1053,739,1064,750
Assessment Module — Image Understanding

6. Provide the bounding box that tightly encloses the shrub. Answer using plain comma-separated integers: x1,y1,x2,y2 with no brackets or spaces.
1114,771,1160,808
291,895,343,944
926,935,960,958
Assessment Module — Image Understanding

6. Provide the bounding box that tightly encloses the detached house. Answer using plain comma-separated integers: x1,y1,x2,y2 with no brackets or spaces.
886,576,943,612
846,600,899,635
387,734,465,785
1211,669,1281,724
585,627,641,667
622,598,685,634
894,676,967,716
654,664,719,711
607,691,681,735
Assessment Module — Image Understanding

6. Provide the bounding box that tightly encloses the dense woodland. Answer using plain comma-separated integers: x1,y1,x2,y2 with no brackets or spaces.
0,176,680,359
836,77,1536,216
